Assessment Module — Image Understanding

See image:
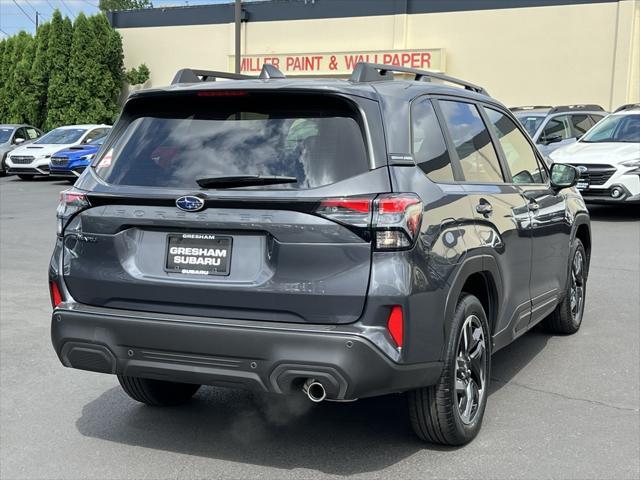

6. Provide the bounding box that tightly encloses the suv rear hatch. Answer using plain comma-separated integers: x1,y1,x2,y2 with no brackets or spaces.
61,91,391,324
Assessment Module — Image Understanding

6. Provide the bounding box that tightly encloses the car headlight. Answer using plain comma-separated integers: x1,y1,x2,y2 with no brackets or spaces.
620,159,640,168
80,154,95,161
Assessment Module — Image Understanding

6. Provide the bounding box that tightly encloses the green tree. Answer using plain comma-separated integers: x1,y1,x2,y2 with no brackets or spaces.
125,63,150,85
0,35,19,121
98,0,152,12
0,38,9,121
25,23,51,127
89,14,124,122
44,12,74,130
7,33,36,123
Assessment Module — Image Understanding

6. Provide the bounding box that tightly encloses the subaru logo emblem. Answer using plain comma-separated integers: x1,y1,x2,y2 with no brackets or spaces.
176,196,205,212
577,166,588,174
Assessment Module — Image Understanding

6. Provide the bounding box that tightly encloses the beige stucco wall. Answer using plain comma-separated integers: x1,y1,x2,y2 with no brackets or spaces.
118,0,639,109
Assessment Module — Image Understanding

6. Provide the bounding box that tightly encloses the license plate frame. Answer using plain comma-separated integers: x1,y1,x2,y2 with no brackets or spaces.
165,233,232,276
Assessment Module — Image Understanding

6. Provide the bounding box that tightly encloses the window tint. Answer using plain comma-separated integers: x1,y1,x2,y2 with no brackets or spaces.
35,128,87,145
411,97,455,182
541,115,572,142
439,100,504,183
581,114,640,143
85,128,110,144
571,114,595,136
95,94,369,189
485,108,547,184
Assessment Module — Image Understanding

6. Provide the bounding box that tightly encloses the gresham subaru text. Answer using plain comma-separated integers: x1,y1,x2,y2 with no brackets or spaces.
49,63,591,446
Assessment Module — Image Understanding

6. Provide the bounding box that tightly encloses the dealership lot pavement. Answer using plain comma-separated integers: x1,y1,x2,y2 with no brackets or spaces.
1,175,638,480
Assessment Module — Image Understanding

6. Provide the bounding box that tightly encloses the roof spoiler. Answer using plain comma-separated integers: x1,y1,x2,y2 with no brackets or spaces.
349,62,488,95
171,64,285,85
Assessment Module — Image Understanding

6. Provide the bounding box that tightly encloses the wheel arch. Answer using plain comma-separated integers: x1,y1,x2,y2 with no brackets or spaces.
443,255,502,356
572,213,591,275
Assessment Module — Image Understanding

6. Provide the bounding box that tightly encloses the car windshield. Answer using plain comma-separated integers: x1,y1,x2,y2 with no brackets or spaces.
0,127,14,143
513,114,545,137
581,115,640,143
35,128,87,145
94,93,369,190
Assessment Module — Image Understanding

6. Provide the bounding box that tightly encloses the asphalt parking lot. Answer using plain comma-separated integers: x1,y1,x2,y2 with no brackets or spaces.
1,175,638,480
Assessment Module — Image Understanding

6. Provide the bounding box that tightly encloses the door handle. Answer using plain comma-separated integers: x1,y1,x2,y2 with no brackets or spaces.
476,200,493,216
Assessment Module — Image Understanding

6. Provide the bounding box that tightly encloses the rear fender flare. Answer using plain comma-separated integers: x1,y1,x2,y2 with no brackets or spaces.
441,254,503,357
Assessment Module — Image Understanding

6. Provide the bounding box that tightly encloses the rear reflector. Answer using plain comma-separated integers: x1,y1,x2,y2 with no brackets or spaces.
387,306,404,348
49,281,63,309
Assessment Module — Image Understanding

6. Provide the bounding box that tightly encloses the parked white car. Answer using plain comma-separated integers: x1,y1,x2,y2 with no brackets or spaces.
6,125,111,180
550,106,640,205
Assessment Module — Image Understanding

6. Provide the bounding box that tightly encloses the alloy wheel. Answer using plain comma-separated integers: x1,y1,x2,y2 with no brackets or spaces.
569,249,585,324
455,314,486,425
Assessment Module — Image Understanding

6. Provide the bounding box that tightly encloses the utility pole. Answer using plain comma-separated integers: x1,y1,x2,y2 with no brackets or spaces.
35,11,39,30
234,0,241,74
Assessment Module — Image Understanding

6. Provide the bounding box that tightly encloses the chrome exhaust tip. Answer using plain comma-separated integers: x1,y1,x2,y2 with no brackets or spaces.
302,378,327,403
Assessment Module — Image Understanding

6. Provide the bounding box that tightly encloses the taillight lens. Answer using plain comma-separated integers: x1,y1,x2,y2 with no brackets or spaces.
373,194,423,250
49,281,63,309
57,188,90,236
387,305,404,348
314,193,422,250
316,197,372,228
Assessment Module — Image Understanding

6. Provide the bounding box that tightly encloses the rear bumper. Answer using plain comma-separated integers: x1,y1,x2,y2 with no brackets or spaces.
51,304,442,400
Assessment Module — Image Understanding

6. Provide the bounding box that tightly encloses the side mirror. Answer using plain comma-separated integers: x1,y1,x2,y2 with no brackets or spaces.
14,137,25,145
550,163,579,189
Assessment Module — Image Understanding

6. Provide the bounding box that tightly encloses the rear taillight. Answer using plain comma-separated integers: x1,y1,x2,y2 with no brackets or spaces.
373,194,423,250
387,305,404,348
49,281,63,309
315,193,423,250
57,188,90,236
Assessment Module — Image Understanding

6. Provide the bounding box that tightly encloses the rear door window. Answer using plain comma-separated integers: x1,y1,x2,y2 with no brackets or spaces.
95,93,369,189
411,97,455,182
570,114,595,137
438,100,504,183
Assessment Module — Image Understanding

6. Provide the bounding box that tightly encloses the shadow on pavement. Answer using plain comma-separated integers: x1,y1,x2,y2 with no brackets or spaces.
587,204,640,222
76,329,552,474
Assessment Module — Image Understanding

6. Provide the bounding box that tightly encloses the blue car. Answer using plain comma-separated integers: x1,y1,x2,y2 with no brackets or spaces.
49,127,111,180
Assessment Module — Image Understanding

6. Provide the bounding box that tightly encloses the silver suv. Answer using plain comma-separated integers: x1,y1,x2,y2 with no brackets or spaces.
511,105,607,158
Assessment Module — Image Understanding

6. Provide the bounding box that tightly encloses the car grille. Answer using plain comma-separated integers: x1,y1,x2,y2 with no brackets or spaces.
571,164,616,186
10,155,34,165
50,156,68,167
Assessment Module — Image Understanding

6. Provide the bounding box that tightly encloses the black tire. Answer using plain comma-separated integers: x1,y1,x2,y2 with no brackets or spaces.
117,375,200,406
542,239,587,335
408,293,491,446
17,174,35,181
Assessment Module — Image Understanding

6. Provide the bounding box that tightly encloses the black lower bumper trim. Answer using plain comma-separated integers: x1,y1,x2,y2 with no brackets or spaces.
51,307,442,400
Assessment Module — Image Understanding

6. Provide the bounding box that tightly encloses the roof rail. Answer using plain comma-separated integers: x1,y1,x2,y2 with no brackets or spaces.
171,69,253,84
614,103,640,113
549,104,605,114
350,62,488,95
510,105,553,112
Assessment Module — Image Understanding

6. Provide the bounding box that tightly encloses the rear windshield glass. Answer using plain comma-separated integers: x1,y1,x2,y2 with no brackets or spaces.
94,93,369,189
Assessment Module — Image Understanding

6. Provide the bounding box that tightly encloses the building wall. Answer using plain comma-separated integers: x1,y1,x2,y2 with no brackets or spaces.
116,0,639,109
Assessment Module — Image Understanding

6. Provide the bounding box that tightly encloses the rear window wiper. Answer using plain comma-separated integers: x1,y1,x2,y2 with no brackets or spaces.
196,175,298,189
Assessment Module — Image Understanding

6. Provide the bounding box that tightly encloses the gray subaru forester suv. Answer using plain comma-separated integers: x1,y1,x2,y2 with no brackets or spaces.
50,63,591,445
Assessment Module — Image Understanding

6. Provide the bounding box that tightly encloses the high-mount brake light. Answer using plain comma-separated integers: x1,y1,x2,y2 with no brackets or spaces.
373,194,423,250
197,90,248,97
57,189,90,236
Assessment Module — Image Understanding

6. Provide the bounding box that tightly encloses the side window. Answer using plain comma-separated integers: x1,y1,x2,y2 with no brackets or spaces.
540,115,572,143
411,97,455,182
485,108,547,184
571,114,595,137
84,128,107,143
589,114,605,125
13,128,27,143
439,100,504,183
25,128,39,139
